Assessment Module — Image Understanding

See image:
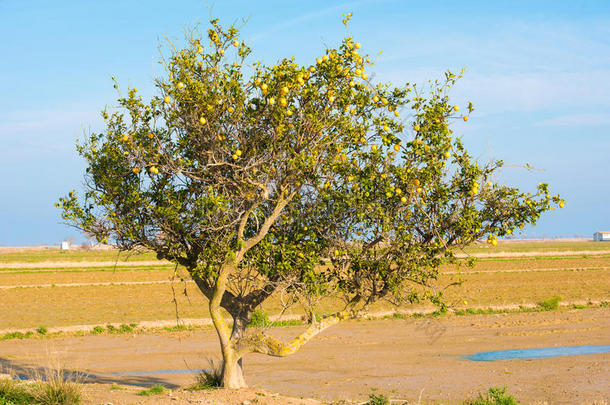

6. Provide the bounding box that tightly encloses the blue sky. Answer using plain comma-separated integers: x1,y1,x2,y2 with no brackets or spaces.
1,0,609,245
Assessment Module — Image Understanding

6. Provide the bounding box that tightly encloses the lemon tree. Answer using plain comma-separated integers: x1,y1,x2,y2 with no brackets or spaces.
58,17,562,388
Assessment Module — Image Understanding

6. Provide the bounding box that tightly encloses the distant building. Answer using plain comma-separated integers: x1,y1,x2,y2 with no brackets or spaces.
60,241,70,250
593,231,610,241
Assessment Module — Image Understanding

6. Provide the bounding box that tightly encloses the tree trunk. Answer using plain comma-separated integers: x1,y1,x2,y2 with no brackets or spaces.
220,351,246,388
219,312,249,388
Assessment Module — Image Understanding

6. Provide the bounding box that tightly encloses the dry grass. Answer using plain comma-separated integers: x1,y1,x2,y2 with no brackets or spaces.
0,247,609,330
462,240,610,254
0,249,156,264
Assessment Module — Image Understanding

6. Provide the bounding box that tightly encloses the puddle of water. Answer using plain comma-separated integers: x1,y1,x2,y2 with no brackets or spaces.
466,344,610,361
110,368,204,375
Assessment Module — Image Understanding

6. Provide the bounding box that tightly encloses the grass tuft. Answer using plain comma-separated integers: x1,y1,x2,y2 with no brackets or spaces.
137,384,165,396
0,378,35,405
30,367,82,405
464,386,519,405
189,359,222,390
365,392,389,405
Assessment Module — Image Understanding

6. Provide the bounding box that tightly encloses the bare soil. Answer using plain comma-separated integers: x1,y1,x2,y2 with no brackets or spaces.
1,308,608,404
1,257,609,329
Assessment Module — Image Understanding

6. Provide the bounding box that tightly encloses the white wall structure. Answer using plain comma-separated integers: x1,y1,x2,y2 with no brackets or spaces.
593,232,610,241
60,241,70,250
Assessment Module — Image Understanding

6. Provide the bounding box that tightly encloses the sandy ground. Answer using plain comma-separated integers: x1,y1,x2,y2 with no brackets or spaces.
1,308,608,404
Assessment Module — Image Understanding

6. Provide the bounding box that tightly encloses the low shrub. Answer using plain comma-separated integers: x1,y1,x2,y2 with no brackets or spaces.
91,326,105,335
37,326,48,336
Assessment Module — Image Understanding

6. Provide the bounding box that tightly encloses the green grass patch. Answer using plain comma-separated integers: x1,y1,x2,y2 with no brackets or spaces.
248,309,269,327
463,386,518,405
137,385,166,396
0,379,35,405
537,296,562,311
364,392,389,405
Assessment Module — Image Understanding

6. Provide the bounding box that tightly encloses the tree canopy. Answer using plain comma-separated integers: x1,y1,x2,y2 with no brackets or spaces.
58,16,562,388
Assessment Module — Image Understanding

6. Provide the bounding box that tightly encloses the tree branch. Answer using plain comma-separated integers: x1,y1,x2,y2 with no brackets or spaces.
236,311,351,357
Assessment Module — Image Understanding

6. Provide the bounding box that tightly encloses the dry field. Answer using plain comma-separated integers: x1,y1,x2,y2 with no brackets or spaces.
1,243,609,330
0,242,609,404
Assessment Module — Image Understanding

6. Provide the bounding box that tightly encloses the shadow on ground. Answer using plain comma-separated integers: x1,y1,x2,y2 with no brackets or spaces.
0,358,181,388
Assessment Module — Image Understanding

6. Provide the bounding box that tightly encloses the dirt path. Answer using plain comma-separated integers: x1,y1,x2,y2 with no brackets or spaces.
0,280,175,290
2,250,610,269
1,308,608,404
0,260,171,269
455,250,610,258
